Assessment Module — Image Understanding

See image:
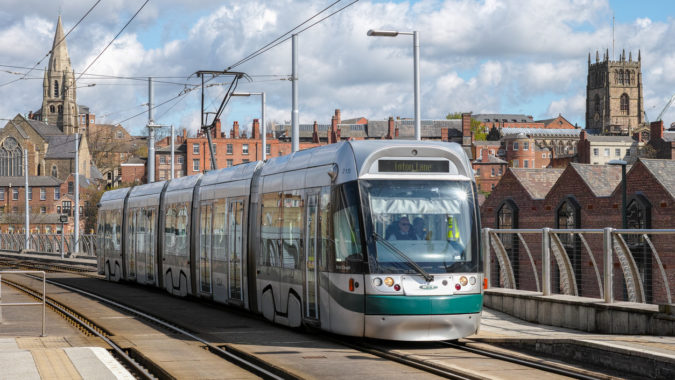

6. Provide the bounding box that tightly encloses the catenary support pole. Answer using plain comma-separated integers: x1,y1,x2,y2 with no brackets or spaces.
262,92,267,161
291,34,299,153
148,77,155,183
74,133,79,255
24,149,29,250
170,125,175,179
413,31,421,141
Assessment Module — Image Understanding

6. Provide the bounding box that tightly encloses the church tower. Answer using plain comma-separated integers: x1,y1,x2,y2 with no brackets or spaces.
585,49,644,135
41,16,79,135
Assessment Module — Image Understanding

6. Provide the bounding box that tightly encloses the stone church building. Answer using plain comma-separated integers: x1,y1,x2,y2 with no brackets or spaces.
0,16,93,181
586,49,649,138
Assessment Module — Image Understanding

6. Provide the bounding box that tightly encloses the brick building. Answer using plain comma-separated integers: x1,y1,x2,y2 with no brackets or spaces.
472,142,508,193
577,130,643,165
481,159,675,303
535,114,577,129
647,120,675,159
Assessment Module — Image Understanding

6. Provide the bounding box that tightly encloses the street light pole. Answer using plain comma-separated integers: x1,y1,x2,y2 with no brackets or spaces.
368,29,421,140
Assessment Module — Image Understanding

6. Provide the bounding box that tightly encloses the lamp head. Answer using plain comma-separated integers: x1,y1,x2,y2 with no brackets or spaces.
367,29,399,37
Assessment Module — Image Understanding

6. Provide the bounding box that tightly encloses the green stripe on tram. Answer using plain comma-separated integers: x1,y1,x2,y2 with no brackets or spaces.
365,294,483,315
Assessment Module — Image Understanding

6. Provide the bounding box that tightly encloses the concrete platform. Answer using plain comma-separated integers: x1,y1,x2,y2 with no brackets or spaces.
473,308,675,379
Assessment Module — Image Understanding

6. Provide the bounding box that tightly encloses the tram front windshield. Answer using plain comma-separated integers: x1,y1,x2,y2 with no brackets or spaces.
361,179,478,274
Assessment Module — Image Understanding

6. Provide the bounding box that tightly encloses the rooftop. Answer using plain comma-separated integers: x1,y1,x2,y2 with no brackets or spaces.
510,168,564,199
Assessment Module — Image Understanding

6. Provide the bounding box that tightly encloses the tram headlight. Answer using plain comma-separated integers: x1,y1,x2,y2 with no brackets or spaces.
384,277,394,287
459,276,468,286
469,276,476,285
373,277,383,287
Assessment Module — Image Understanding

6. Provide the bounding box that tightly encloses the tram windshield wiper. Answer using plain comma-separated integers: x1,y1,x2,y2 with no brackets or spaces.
372,232,434,282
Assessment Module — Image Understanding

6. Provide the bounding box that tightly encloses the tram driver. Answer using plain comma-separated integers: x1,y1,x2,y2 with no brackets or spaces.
386,216,417,241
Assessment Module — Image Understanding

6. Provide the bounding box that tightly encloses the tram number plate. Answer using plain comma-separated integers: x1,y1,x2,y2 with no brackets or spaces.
378,160,449,173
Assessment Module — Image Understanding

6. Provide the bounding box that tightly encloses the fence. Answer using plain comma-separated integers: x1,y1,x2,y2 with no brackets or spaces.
483,228,675,306
0,234,97,258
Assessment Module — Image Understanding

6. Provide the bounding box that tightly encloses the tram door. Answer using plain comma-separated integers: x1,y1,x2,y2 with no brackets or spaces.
304,193,320,320
228,199,244,302
136,209,147,283
146,209,156,283
127,209,137,279
199,204,213,294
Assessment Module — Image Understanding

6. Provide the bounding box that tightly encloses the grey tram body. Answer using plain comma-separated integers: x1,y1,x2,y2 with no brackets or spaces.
97,140,483,341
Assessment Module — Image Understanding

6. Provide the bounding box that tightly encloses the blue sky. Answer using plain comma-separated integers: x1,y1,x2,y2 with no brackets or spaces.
1,0,675,135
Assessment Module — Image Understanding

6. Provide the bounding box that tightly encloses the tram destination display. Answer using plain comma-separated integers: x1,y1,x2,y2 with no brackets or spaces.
378,159,449,173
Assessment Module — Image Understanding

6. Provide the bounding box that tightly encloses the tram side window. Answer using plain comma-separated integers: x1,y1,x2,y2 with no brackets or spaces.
213,199,227,260
165,206,176,255
103,211,111,251
282,190,303,269
332,183,363,273
260,192,281,267
176,204,189,256
111,210,122,252
319,186,331,272
97,211,105,251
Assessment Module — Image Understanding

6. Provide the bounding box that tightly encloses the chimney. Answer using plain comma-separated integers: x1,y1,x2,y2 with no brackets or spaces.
312,121,319,143
441,128,449,142
326,128,333,144
214,119,221,139
650,120,664,141
461,112,472,146
331,114,338,133
580,130,586,141
232,121,240,139
387,117,395,139
395,126,399,137
252,119,260,139
334,109,341,124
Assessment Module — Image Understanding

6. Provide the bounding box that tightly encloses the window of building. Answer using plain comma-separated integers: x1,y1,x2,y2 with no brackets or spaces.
40,187,46,200
0,190,3,201
626,149,631,157
226,144,233,154
523,141,529,150
193,143,199,154
593,148,599,156
57,206,61,214
620,93,629,115
524,160,529,168
54,188,60,200
548,153,552,158
159,170,166,180
28,187,32,200
49,105,55,113
54,80,59,97
0,137,23,176
51,165,57,177
476,168,480,176
226,159,233,167
58,105,63,114
212,144,216,154
512,160,518,168
266,144,271,155
604,148,610,157
177,156,184,164
497,200,519,285
79,206,83,216
116,131,123,139
625,195,652,302
242,144,249,155
12,207,17,213
40,207,46,214
498,167,503,175
63,201,72,216
193,159,200,171
491,167,495,177
542,153,546,158
68,181,74,194
160,155,166,164
556,197,582,295
615,148,621,157
12,188,18,200
513,142,519,151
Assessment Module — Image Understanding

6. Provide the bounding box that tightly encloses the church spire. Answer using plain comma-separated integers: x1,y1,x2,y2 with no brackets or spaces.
41,15,78,134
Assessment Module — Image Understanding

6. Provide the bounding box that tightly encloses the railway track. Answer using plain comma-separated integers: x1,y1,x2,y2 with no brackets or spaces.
2,257,620,380
0,260,293,380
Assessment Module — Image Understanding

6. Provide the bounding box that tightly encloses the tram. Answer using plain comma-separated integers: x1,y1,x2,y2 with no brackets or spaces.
97,140,484,341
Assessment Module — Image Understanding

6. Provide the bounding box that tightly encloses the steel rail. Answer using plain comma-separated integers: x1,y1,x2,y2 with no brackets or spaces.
444,341,608,380
33,274,288,380
0,277,155,380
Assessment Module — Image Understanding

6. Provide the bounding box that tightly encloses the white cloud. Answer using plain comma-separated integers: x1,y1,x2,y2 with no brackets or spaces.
1,0,675,134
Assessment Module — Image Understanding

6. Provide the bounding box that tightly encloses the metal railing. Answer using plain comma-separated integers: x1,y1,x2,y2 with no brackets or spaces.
0,234,97,258
483,228,675,306
0,270,46,336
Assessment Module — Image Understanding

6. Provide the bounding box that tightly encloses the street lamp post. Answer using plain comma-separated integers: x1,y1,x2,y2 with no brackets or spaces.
609,159,627,228
232,92,267,161
368,29,421,141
